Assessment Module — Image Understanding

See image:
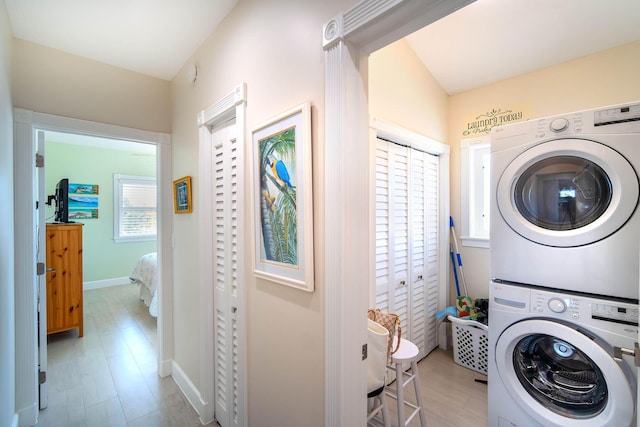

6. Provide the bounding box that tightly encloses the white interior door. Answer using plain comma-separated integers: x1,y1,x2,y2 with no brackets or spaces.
374,137,440,359
211,120,241,427
36,130,48,409
409,150,439,356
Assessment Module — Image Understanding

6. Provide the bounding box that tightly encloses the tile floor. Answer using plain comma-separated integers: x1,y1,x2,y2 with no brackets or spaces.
39,284,487,427
37,284,217,427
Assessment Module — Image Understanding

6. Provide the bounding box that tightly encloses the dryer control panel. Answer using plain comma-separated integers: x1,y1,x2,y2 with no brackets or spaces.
594,103,640,127
592,303,639,326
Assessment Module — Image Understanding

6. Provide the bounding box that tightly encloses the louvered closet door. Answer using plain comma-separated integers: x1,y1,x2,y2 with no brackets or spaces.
374,139,408,321
212,120,241,427
410,150,439,357
374,138,439,359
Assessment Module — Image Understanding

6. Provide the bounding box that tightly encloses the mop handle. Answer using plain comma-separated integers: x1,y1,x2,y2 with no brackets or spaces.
449,217,469,296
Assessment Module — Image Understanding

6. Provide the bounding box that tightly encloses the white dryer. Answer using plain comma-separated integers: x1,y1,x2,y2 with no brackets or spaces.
488,281,638,426
490,101,640,300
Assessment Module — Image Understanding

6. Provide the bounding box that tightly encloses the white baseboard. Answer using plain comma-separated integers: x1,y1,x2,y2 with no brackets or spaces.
83,277,131,291
171,361,213,424
159,358,172,377
17,402,37,427
11,413,18,427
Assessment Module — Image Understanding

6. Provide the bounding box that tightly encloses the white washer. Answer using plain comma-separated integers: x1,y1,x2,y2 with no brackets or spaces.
488,281,638,427
490,102,640,300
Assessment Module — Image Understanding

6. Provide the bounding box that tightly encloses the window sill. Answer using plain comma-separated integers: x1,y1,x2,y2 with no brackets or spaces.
461,237,490,249
114,236,157,243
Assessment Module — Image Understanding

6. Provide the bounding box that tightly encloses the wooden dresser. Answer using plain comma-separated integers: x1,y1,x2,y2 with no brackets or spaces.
46,223,84,337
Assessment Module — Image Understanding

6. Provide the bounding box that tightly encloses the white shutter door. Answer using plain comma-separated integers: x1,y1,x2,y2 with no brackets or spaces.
212,122,241,427
389,142,410,330
374,138,440,359
409,149,427,357
410,150,440,357
375,138,391,311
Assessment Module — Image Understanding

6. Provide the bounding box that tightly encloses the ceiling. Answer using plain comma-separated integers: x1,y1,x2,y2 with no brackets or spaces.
405,0,640,94
5,0,640,92
5,0,239,81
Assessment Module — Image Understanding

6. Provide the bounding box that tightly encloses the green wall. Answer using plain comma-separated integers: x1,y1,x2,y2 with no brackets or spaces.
45,138,157,283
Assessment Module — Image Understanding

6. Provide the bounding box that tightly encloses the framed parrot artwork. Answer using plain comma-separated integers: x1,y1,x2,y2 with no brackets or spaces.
251,102,314,292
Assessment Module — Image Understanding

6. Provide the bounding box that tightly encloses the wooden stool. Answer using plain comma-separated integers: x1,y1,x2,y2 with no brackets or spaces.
385,337,426,427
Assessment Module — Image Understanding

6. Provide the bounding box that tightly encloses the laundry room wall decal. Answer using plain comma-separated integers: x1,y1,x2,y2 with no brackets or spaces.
463,105,530,136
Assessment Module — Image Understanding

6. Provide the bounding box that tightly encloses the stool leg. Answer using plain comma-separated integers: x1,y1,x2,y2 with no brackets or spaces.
380,391,391,427
395,362,406,427
411,360,427,427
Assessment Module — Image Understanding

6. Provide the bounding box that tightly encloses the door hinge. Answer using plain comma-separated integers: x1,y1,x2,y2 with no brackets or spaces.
37,262,45,276
362,343,368,361
35,153,44,168
39,370,46,385
614,343,640,367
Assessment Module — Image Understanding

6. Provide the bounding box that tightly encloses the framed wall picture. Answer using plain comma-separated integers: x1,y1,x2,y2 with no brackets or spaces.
173,176,192,213
69,182,99,219
252,102,314,291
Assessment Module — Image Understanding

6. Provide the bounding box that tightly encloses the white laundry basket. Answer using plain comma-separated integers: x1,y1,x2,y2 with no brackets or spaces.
447,315,489,374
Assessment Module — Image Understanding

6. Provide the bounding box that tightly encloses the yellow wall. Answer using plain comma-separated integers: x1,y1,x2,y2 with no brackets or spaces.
369,38,448,142
448,41,640,300
12,39,171,133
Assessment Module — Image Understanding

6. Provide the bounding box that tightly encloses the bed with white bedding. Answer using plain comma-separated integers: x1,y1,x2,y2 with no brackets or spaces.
129,252,158,317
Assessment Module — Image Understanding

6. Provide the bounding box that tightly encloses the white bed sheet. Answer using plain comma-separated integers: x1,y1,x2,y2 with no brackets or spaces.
129,252,158,317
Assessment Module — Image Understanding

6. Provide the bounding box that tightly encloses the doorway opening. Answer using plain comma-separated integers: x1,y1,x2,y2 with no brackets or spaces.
13,109,172,425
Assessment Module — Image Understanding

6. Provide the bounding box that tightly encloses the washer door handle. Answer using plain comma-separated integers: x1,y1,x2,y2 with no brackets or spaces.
613,343,640,367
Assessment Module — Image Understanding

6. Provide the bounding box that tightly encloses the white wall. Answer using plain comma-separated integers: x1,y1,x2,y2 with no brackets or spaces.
0,0,16,425
170,0,352,425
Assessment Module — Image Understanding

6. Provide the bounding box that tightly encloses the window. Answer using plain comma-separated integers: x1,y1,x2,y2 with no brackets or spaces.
114,174,157,242
460,137,490,247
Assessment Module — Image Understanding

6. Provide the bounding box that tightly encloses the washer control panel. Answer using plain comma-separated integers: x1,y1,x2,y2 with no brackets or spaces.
530,289,639,326
532,291,581,319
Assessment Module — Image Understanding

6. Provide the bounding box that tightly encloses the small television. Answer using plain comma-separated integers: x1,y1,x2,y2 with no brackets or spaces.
54,178,70,223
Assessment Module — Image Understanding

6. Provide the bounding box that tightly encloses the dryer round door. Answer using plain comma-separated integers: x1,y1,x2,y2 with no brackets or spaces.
495,319,634,427
496,138,639,247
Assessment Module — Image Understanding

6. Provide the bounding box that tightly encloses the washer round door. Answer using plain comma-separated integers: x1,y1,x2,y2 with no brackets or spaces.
496,138,639,247
495,319,634,427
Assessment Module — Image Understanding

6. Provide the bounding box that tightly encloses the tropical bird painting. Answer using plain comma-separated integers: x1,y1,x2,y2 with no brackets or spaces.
258,127,298,266
268,154,295,188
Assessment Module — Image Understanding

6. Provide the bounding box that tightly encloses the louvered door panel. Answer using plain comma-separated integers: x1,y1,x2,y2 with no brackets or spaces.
423,153,440,353
374,136,440,359
409,151,427,356
212,121,240,427
390,143,410,331
375,139,391,311
229,136,240,425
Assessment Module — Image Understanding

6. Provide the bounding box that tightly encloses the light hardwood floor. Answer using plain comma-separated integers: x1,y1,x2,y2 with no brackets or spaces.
39,285,487,427
379,348,489,427
37,284,217,427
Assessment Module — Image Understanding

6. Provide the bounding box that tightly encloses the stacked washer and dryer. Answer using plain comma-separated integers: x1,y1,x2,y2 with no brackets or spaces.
489,102,640,426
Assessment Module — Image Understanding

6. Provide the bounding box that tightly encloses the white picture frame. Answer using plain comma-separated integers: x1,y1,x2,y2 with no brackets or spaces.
251,102,314,292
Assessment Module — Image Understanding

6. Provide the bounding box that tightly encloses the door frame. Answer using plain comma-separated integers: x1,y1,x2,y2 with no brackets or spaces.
321,1,475,425
13,109,173,424
197,83,248,425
